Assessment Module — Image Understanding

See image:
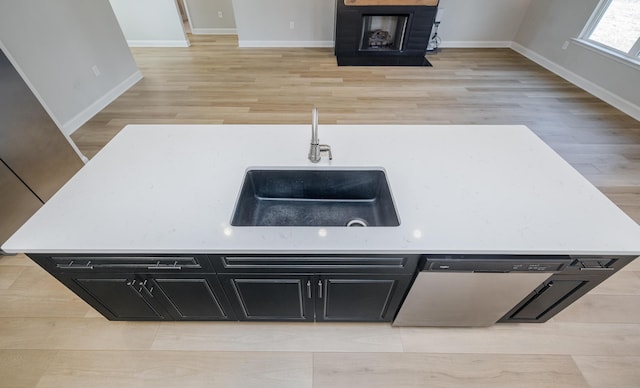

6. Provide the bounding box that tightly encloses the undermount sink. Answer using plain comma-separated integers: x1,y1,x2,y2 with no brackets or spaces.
231,169,400,227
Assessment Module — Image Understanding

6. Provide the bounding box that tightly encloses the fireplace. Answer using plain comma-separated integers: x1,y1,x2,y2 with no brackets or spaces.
361,15,409,51
335,0,439,66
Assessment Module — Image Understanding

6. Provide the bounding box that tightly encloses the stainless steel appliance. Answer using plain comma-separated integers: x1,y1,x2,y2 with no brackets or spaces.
393,256,572,327
0,48,83,249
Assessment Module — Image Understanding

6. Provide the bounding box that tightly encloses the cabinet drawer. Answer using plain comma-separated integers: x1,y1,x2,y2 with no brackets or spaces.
565,255,637,274
212,255,419,274
31,254,212,273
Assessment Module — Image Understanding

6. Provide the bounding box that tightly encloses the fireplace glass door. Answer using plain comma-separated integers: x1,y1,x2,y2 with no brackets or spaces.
360,15,409,51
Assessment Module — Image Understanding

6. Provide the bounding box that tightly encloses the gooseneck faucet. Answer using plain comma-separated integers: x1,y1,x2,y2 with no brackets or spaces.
308,107,332,163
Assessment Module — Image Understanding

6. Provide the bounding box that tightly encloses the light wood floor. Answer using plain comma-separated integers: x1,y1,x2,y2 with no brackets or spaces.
2,35,640,387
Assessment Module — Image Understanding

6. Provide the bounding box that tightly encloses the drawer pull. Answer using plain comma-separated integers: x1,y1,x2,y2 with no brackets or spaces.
59,260,94,270
52,257,200,269
147,261,182,270
576,259,615,271
579,267,614,271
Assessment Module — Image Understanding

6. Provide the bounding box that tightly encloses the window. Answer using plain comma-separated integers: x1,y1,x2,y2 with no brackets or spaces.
580,0,640,61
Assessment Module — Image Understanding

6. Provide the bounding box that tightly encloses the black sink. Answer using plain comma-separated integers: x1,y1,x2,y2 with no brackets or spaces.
231,169,400,227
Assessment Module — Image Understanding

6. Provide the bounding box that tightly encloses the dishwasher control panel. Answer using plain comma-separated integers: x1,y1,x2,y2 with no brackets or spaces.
424,256,572,273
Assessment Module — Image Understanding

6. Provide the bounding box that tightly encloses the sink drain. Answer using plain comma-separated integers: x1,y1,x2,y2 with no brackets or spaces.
346,218,368,227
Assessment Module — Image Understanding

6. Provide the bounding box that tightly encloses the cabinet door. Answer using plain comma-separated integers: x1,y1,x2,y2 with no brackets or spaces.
75,277,167,320
219,275,314,321
154,276,235,320
316,275,411,322
508,279,586,320
501,276,593,323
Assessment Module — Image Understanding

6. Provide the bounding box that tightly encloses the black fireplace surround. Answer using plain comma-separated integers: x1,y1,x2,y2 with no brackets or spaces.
335,1,439,66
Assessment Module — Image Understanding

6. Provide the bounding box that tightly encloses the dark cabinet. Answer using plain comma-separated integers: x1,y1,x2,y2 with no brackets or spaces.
154,277,231,319
76,277,167,319
65,274,235,321
500,256,637,323
30,253,420,322
214,254,419,322
219,275,314,321
317,275,411,322
28,254,235,321
219,273,412,322
501,274,595,323
508,279,586,320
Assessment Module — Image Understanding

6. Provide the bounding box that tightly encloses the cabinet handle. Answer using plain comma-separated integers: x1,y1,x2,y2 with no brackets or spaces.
143,286,154,297
126,280,142,296
140,280,155,297
306,280,312,299
126,279,154,298
318,280,323,299
536,281,553,295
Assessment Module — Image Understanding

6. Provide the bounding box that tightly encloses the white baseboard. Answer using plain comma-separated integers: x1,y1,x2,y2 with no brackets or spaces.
510,42,640,121
441,41,512,48
191,28,237,35
61,71,143,136
238,40,334,48
127,40,190,48
238,40,505,49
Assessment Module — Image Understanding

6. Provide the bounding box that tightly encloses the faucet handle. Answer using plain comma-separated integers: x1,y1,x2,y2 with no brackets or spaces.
319,144,332,160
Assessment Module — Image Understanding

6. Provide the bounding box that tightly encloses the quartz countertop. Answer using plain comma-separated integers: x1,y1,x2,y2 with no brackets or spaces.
3,124,640,255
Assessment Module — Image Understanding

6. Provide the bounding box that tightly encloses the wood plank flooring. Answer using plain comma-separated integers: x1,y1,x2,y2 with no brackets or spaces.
2,35,639,387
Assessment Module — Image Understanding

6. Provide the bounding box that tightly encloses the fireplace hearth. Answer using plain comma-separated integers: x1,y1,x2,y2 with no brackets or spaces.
335,0,439,66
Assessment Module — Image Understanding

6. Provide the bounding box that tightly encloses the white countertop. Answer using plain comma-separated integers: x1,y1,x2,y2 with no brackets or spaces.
4,124,640,255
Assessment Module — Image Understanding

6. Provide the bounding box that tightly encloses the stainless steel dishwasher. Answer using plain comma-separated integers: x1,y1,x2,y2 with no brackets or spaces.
393,256,572,327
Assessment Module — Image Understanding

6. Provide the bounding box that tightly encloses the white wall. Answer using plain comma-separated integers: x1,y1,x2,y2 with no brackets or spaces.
185,0,237,34
231,0,532,48
437,0,532,47
231,0,336,47
513,0,639,120
109,0,189,47
0,0,142,136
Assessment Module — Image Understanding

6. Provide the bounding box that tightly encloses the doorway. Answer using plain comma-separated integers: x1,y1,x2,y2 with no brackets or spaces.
108,0,191,47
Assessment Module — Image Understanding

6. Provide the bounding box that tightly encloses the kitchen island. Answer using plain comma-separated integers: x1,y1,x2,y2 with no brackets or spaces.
3,124,640,325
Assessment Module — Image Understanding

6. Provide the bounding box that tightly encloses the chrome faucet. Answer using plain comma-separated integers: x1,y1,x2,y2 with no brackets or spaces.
308,107,332,163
